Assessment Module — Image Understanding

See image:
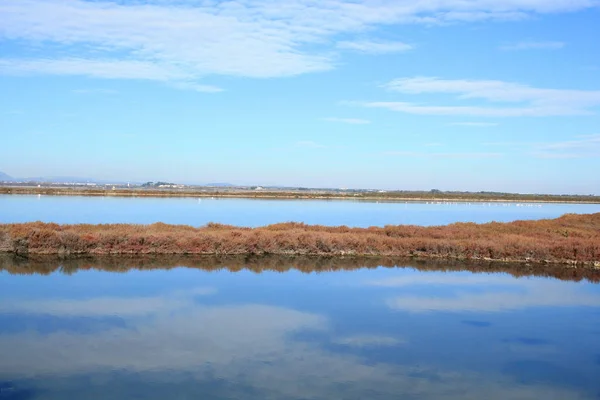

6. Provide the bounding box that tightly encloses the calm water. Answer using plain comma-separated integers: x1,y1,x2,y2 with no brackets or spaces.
1,195,600,227
1,260,599,399
2,196,600,398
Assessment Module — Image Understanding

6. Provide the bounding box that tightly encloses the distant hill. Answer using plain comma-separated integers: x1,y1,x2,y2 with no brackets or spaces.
21,176,96,183
0,171,132,184
0,171,14,181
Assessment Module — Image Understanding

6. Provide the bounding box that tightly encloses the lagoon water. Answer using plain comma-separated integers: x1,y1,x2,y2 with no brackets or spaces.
1,195,600,399
1,260,599,399
1,194,600,227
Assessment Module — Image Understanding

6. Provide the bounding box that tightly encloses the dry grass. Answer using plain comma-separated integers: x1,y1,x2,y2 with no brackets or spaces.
1,213,599,266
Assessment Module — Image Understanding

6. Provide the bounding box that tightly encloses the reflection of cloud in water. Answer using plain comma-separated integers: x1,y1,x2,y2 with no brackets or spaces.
0,292,592,399
367,274,518,288
504,337,550,346
0,287,217,317
332,335,406,347
461,320,492,328
502,360,588,389
376,274,600,313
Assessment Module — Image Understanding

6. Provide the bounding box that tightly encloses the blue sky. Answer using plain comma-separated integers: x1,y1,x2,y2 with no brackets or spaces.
1,0,599,194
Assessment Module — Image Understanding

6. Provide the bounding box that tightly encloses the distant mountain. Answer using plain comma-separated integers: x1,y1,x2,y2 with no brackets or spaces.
0,171,14,181
20,176,97,183
0,171,133,184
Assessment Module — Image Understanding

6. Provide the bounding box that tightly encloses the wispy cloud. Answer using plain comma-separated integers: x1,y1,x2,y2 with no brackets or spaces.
0,0,597,90
323,117,371,125
481,134,600,159
0,58,225,93
538,133,600,150
359,77,600,117
532,133,600,159
295,140,327,149
500,41,565,50
383,151,503,159
448,122,498,127
72,88,118,95
337,40,413,54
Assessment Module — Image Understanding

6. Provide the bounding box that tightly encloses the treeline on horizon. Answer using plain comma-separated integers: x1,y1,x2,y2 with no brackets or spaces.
2,254,598,283
1,213,599,266
1,186,599,203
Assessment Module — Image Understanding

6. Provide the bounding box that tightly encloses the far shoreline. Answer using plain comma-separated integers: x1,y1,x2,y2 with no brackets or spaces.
2,186,600,204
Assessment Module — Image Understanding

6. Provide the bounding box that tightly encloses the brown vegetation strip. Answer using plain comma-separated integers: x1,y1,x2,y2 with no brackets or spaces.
1,213,599,266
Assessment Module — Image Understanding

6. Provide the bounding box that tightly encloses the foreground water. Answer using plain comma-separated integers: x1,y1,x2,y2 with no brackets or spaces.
2,195,600,227
1,259,599,399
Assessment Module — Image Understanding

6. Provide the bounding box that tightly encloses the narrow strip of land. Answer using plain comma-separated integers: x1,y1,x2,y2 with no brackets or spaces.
2,186,600,204
1,213,599,267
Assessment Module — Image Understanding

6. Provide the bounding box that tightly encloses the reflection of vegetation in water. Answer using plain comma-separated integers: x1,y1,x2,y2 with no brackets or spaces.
1,254,599,283
1,213,599,265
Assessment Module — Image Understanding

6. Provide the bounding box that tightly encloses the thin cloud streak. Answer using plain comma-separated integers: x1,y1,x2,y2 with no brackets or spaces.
323,117,371,125
383,151,503,159
359,77,600,117
337,40,413,54
500,41,566,50
448,122,498,127
295,140,327,149
532,133,600,159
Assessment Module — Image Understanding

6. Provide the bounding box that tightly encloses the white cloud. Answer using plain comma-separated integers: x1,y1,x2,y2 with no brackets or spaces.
337,40,413,54
360,77,600,117
323,117,371,125
500,41,566,50
0,0,598,90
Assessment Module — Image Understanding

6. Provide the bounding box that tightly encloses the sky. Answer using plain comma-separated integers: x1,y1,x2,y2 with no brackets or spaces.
1,0,599,194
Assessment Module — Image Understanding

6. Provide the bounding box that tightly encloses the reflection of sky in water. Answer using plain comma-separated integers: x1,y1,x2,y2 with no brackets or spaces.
2,195,600,227
1,265,600,399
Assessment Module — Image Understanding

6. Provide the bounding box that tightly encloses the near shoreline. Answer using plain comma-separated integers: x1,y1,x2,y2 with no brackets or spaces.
2,186,600,204
1,213,599,268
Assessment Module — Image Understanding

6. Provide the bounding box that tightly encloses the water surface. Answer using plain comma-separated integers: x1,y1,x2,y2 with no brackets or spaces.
0,259,599,399
2,195,600,226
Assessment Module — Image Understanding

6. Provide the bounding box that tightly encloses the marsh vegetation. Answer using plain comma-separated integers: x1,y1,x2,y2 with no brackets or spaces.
1,213,598,266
